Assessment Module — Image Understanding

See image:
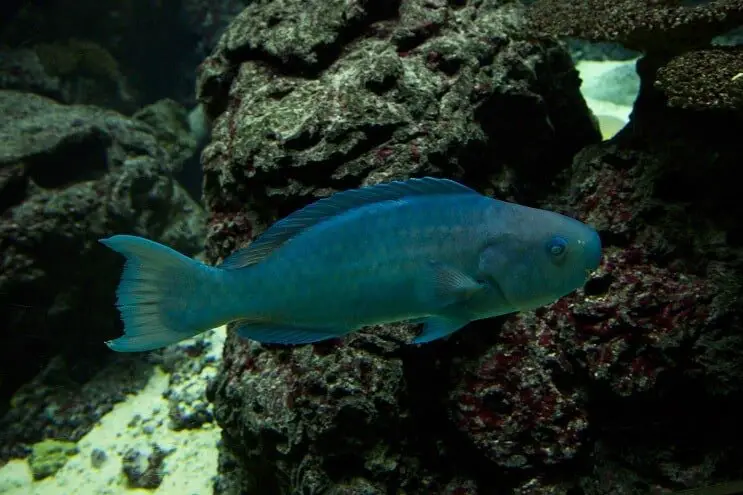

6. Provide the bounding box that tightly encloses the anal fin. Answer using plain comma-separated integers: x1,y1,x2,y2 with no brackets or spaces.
234,320,343,345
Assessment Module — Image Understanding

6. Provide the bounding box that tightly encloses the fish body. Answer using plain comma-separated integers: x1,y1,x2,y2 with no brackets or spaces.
227,193,493,327
100,177,601,352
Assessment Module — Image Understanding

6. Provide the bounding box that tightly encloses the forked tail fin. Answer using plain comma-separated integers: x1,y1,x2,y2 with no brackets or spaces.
100,235,227,352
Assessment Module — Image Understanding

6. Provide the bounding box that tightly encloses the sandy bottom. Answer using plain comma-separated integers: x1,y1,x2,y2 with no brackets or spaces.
0,326,226,495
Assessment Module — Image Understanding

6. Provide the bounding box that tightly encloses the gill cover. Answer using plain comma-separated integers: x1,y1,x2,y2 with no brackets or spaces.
478,240,534,310
478,232,580,311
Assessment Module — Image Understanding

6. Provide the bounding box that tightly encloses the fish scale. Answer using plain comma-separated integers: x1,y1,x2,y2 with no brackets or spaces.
252,195,487,321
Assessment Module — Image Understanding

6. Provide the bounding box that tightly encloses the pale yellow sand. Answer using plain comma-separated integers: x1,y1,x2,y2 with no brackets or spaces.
0,326,226,495
594,113,629,140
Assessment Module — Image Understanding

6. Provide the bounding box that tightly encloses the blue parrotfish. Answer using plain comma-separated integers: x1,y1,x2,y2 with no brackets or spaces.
100,177,601,352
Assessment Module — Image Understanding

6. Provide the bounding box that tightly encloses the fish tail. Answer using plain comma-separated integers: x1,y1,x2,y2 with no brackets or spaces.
100,234,229,352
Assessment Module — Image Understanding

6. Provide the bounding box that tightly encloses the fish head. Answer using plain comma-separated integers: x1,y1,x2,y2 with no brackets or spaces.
480,206,602,311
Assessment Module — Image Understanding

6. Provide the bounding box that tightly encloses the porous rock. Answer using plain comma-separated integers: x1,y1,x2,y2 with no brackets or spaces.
201,0,743,492
199,0,599,493
528,0,743,54
0,89,206,448
0,0,219,109
0,355,152,461
517,2,743,490
27,439,79,480
121,443,173,489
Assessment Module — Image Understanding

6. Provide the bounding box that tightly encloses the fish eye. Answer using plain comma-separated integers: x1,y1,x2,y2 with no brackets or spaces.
546,235,568,257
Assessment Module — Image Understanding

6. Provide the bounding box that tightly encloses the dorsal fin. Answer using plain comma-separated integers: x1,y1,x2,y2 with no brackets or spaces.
218,177,479,270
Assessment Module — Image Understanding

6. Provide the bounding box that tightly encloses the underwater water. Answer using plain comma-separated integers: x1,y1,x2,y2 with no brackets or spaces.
1,1,743,494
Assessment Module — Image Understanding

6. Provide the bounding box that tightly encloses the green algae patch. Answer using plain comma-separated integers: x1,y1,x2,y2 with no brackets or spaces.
28,439,79,480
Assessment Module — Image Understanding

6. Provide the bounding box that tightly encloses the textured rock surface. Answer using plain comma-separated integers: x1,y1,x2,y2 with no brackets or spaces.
654,48,743,110
198,0,601,493
0,49,66,102
519,1,743,492
198,0,743,492
0,0,248,110
0,90,206,423
27,439,79,480
528,0,743,113
121,443,173,489
181,0,249,59
133,99,200,173
0,355,153,461
193,1,743,495
160,333,224,431
209,326,412,494
197,0,598,263
528,0,743,53
0,41,135,114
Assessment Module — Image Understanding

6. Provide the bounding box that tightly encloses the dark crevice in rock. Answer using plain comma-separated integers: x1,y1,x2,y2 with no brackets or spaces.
0,164,28,213
26,130,111,189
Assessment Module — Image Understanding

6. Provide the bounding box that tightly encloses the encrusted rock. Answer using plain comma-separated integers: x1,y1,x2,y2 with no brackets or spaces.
211,327,409,493
197,0,598,262
655,48,743,111
528,0,743,115
527,0,743,53
0,90,206,448
121,443,173,489
162,334,223,431
0,355,152,461
27,439,79,480
199,0,743,490
200,0,599,492
133,99,199,171
450,314,589,468
0,49,63,101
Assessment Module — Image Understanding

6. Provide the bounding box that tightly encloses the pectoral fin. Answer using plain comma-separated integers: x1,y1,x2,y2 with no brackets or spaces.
412,315,471,344
424,261,484,308
234,320,343,345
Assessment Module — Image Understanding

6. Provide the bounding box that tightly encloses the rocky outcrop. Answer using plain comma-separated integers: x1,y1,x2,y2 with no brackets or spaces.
0,90,206,452
195,0,743,492
197,0,602,493
0,0,249,111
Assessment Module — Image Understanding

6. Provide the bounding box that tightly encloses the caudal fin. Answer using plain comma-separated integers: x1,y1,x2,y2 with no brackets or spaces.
100,235,225,352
